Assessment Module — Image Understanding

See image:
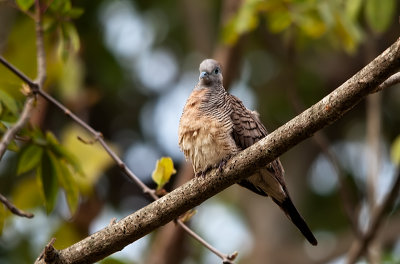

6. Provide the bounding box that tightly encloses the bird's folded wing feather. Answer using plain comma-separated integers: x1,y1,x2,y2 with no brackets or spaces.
229,94,287,193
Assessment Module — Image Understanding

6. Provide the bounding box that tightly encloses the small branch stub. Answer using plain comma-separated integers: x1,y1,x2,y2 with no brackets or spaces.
37,238,57,264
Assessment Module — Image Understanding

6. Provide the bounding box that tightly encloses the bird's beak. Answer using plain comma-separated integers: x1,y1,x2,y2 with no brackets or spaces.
200,71,208,79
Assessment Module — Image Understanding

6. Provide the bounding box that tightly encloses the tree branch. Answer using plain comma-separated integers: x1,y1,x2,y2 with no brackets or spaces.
0,192,34,218
0,96,35,161
30,37,400,263
34,0,46,87
373,71,400,93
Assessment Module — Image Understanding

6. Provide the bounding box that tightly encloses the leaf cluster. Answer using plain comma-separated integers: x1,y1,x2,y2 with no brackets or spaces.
222,0,397,52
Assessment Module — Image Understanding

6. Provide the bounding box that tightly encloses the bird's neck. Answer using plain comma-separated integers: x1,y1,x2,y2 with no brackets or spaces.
199,84,228,113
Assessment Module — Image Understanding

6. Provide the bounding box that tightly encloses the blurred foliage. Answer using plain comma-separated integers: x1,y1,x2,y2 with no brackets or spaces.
391,135,400,166
222,0,396,52
0,0,399,263
0,0,87,217
0,202,5,235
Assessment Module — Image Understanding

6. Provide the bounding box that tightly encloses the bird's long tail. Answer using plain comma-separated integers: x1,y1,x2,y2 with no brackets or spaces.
273,197,318,246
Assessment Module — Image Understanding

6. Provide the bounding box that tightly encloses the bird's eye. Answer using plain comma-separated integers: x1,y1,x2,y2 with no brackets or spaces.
214,67,220,74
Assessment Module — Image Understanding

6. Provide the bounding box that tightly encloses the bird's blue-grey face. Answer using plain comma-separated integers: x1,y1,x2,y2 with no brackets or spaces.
198,59,223,87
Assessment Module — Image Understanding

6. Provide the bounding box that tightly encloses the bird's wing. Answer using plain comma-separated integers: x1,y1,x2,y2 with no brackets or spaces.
229,94,286,194
229,94,317,246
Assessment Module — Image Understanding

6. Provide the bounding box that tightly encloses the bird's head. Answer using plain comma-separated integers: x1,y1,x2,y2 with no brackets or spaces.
198,59,223,87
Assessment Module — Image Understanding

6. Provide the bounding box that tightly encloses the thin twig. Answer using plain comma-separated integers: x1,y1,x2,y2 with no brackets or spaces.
176,220,237,263
373,71,400,93
0,56,233,264
346,169,400,264
0,193,34,218
0,96,35,161
34,0,46,87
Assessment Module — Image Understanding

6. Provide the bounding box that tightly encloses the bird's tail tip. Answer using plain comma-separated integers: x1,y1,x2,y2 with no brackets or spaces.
274,197,318,246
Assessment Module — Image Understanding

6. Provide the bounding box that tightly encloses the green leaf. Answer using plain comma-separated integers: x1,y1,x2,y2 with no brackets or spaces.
391,135,400,166
46,131,84,176
221,0,265,44
365,0,396,33
30,127,46,143
57,29,68,61
17,145,43,175
0,89,19,115
333,13,359,53
49,0,71,13
346,0,363,21
221,17,240,45
16,0,35,11
57,160,79,215
267,8,292,33
7,140,19,152
64,22,80,52
152,157,176,190
45,131,60,146
37,151,59,213
298,11,326,38
67,7,84,19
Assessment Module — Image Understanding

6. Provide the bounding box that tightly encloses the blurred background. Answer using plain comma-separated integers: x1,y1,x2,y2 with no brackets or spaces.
0,0,400,263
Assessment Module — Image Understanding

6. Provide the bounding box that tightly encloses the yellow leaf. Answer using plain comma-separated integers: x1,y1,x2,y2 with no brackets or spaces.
152,157,176,190
391,135,400,166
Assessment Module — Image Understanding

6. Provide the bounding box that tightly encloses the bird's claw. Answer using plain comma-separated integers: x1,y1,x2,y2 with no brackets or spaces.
218,159,227,172
216,155,232,172
196,156,232,177
195,166,212,178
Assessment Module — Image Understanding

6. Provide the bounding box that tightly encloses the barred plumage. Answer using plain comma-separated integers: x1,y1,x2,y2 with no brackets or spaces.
178,59,317,245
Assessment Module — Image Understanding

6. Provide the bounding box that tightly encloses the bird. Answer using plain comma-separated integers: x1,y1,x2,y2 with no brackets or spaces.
178,59,317,246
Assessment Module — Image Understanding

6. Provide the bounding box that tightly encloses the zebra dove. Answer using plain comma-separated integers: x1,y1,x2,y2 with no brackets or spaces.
178,59,317,245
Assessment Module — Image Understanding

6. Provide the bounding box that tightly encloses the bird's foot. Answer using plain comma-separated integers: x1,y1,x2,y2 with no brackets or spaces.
216,155,232,173
195,166,212,178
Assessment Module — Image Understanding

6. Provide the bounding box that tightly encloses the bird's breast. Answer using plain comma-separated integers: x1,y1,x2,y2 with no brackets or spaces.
178,90,238,173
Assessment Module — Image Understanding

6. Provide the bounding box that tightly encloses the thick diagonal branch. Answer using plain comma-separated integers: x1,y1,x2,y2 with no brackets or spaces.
32,38,400,264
